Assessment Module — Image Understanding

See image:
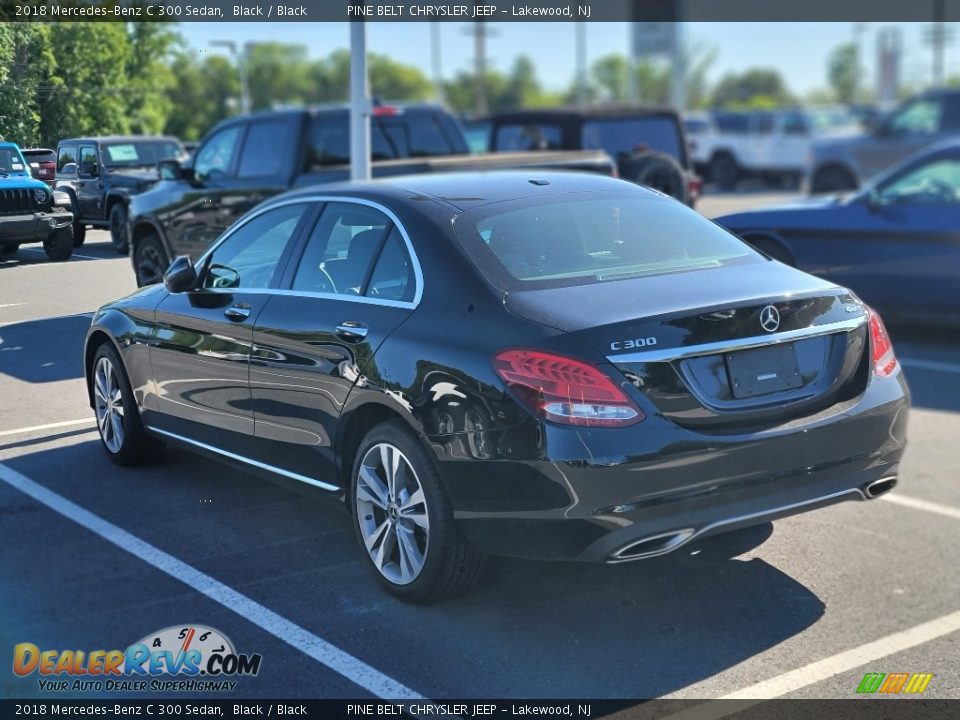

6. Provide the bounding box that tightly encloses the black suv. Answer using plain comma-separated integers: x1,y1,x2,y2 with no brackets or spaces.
488,107,699,205
54,136,184,252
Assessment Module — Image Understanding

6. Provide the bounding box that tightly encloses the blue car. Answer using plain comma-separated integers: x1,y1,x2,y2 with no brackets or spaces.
0,141,75,261
717,139,960,324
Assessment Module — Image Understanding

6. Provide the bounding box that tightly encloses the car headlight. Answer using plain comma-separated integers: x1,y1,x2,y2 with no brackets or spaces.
34,188,48,204
52,190,71,206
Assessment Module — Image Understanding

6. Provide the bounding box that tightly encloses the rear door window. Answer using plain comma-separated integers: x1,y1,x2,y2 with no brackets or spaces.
494,123,563,151
237,120,295,179
79,146,98,176
194,126,242,181
57,145,78,171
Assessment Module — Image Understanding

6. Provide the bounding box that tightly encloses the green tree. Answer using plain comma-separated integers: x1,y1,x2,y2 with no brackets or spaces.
125,23,178,134
711,68,795,108
164,52,240,141
39,23,132,145
827,42,860,104
0,23,55,146
590,54,631,103
246,42,314,110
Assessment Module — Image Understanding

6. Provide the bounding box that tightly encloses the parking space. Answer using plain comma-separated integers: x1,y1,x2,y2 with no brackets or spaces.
2,221,959,702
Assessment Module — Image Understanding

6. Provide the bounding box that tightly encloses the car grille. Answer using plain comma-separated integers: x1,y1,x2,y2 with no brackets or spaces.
0,188,42,216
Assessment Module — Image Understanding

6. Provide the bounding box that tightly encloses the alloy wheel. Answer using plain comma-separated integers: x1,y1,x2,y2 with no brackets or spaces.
355,442,430,585
93,356,125,453
137,244,164,286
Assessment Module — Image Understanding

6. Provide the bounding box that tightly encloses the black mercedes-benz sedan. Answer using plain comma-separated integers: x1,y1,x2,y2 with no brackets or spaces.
83,171,909,601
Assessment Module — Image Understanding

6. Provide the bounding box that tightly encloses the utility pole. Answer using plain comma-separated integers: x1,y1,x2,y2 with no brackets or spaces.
431,24,445,105
210,40,251,115
462,5,497,116
575,23,588,106
349,22,371,181
924,0,953,88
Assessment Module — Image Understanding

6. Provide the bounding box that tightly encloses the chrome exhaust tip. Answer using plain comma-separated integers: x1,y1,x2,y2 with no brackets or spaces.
864,476,897,499
609,528,695,563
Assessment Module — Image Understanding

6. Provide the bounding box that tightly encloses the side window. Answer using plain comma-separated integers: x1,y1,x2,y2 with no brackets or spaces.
878,158,960,205
57,145,77,171
888,99,942,136
237,120,294,179
194,126,241,181
494,123,562,151
203,203,308,290
753,114,774,135
307,114,349,167
781,113,809,136
79,146,98,176
367,228,416,302
291,203,391,296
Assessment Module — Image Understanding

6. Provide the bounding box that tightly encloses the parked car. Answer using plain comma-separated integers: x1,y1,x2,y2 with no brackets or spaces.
717,138,960,324
20,148,57,187
693,108,859,190
127,103,615,286
54,135,184,253
487,106,700,205
0,142,75,260
84,171,908,601
808,89,960,193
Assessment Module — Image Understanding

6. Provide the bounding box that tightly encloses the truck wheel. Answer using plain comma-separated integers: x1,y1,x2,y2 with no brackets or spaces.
134,233,168,287
44,224,75,262
72,220,86,247
710,152,740,190
109,204,129,255
623,151,686,203
0,243,19,256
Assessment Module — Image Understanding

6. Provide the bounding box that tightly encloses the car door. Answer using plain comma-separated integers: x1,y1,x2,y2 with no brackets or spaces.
854,96,946,179
248,200,420,485
147,201,314,453
77,144,102,219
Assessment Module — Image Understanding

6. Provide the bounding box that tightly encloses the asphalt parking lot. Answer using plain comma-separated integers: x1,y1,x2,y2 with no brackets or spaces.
1,192,959,703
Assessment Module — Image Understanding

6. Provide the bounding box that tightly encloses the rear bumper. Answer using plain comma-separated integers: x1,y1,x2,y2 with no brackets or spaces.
435,371,909,562
0,211,73,242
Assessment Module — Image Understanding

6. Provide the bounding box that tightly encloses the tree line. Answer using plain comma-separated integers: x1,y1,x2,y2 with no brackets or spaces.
0,22,888,148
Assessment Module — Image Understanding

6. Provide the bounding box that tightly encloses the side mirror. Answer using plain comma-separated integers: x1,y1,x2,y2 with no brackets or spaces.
60,162,78,176
158,158,191,181
163,256,198,293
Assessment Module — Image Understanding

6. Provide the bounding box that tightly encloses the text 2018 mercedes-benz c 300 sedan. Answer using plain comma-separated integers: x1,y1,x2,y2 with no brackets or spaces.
84,172,909,600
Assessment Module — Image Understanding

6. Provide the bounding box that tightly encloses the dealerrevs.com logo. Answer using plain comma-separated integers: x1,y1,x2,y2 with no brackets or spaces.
13,625,262,693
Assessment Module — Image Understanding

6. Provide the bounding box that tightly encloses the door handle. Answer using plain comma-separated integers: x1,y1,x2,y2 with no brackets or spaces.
335,321,368,342
224,304,251,321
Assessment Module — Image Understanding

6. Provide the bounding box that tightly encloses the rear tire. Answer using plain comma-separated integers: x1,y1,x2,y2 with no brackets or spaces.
109,203,129,255
134,233,168,287
351,420,486,602
622,151,686,203
92,342,165,466
710,152,740,190
43,224,74,261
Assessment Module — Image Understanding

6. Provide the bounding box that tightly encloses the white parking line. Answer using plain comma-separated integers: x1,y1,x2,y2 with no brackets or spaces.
901,357,960,375
19,246,103,261
0,303,28,309
662,610,960,717
0,418,94,439
0,462,423,700
882,493,960,521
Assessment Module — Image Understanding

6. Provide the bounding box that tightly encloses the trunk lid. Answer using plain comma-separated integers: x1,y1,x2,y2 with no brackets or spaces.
504,262,870,429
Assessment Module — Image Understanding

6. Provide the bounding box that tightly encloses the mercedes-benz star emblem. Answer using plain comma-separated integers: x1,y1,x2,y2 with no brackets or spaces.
760,304,780,332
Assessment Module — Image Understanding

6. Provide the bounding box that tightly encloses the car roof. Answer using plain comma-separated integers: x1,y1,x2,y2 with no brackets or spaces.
0,141,21,149
277,171,655,212
21,147,55,154
493,106,677,122
57,136,182,145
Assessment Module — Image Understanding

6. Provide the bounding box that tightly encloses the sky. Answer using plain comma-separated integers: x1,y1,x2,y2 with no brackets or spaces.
180,22,958,99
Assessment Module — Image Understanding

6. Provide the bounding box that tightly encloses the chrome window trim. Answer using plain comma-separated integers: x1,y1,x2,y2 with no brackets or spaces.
606,315,867,364
146,426,340,492
195,195,424,309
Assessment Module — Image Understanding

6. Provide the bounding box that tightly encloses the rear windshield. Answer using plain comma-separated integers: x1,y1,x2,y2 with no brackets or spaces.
22,149,56,162
581,117,684,163
101,141,182,167
453,191,759,291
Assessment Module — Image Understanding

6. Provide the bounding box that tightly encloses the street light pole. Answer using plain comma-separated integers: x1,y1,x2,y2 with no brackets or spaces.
210,40,251,115
349,22,371,181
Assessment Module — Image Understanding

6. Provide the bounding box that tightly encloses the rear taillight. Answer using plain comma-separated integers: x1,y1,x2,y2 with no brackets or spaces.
687,175,702,200
492,349,644,427
867,307,897,377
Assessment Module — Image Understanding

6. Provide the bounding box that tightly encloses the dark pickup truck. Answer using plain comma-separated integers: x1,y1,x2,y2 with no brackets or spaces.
128,103,615,285
488,106,700,206
54,136,184,252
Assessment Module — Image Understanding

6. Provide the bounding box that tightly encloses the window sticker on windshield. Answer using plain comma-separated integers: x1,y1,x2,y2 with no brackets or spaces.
11,163,23,170
106,145,139,162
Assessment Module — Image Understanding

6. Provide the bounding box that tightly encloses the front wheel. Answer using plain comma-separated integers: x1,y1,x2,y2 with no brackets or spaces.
43,224,74,261
134,233,168,287
92,342,165,466
109,203,129,255
351,421,486,601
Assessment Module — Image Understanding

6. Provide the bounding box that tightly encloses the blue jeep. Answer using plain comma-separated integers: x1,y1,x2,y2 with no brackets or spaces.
0,142,75,261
